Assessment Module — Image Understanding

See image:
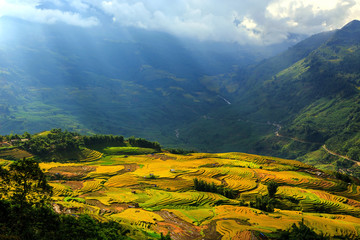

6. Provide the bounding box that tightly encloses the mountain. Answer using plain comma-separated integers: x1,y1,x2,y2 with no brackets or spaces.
2,16,360,176
176,29,336,152
0,17,285,148
175,20,360,176
217,20,360,175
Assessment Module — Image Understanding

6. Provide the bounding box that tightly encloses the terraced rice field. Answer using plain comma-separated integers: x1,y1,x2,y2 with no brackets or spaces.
49,182,72,196
80,148,103,162
112,208,164,224
80,179,104,193
43,150,360,240
0,148,33,159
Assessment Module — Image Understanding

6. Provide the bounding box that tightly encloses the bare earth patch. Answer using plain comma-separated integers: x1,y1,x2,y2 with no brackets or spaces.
155,210,202,240
63,181,84,190
85,199,128,214
48,166,96,178
149,154,177,161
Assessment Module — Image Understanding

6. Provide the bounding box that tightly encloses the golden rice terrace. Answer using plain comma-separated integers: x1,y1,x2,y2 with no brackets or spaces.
2,150,360,239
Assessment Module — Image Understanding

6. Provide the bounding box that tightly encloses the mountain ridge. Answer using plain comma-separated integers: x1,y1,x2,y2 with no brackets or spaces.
1,18,360,176
229,20,360,176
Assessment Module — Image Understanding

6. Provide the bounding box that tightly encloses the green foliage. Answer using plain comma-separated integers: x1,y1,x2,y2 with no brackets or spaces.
250,195,274,213
148,174,157,179
335,171,352,183
57,214,129,240
128,137,161,151
0,201,129,240
0,158,52,207
0,158,131,240
193,178,238,199
0,201,60,240
160,232,172,240
166,148,197,155
102,146,157,155
277,219,329,240
83,135,125,148
267,181,279,198
228,23,360,164
22,129,82,157
249,181,278,212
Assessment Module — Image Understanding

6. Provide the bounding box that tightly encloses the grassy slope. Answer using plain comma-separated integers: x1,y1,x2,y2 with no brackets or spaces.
218,21,360,177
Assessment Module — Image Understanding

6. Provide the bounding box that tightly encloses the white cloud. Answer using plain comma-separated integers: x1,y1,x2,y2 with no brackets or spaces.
1,0,360,44
91,0,360,44
70,0,90,12
0,1,99,27
265,0,356,32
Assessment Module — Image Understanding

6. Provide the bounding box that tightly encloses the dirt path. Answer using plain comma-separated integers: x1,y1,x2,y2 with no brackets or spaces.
274,126,360,166
275,132,320,144
322,145,360,166
155,210,202,240
274,123,324,145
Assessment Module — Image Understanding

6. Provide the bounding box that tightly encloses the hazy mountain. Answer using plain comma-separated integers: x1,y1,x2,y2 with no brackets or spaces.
2,16,360,175
0,17,286,146
174,20,360,177
221,20,360,175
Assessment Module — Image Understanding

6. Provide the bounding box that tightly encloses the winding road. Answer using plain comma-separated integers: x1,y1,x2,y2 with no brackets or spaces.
322,145,360,166
274,124,359,166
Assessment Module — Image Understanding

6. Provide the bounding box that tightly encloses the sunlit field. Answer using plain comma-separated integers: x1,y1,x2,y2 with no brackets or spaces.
38,151,360,239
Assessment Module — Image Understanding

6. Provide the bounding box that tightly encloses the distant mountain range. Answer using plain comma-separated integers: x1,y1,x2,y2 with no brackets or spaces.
1,17,360,175
0,17,283,140
226,20,360,175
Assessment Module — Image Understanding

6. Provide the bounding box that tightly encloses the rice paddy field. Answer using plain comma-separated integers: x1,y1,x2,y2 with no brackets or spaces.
39,151,360,240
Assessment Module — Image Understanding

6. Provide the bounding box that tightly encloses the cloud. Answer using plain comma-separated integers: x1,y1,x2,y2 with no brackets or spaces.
0,0,99,27
92,0,360,44
0,0,359,44
265,0,357,32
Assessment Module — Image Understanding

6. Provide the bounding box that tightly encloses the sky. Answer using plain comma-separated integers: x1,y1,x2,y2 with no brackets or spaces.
0,0,359,45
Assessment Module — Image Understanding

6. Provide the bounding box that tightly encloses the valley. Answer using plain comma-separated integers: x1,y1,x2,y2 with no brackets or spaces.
2,19,360,177
1,5,360,239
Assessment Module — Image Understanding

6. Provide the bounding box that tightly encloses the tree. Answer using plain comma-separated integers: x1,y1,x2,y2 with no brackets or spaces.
22,131,31,139
267,181,279,198
0,166,10,199
0,158,53,238
250,195,274,212
0,159,130,240
1,158,52,207
160,232,172,240
278,219,329,240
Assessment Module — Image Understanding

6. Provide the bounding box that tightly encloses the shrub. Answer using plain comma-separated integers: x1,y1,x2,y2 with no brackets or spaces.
277,219,329,240
250,195,274,212
193,178,238,199
267,181,279,198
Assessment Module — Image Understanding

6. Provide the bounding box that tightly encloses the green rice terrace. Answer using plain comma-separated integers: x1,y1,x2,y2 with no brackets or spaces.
1,130,360,239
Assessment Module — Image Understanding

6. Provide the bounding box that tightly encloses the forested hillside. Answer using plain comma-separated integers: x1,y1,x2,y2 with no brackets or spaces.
232,20,360,176
1,17,360,176
0,16,276,148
